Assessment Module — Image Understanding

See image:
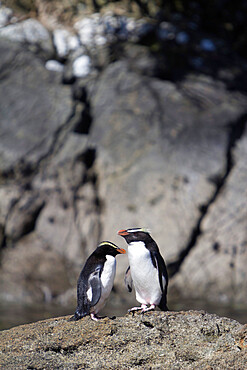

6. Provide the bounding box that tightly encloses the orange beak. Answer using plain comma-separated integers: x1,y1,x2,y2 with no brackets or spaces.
118,229,129,236
117,247,126,254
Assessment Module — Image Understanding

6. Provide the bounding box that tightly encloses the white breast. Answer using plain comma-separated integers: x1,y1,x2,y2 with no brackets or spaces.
91,255,116,314
128,241,162,305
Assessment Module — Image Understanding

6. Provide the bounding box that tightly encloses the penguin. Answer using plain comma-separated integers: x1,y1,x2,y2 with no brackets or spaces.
118,228,168,313
70,241,126,321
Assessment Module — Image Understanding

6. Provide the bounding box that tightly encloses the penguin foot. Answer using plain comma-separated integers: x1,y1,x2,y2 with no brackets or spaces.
68,313,82,321
128,304,151,314
90,313,106,321
90,313,100,321
128,306,143,313
141,304,155,313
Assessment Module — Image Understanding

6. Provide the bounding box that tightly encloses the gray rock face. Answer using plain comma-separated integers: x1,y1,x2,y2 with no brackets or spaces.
0,39,100,303
0,6,13,27
89,61,247,267
0,38,70,172
0,311,246,369
0,18,53,54
171,130,247,304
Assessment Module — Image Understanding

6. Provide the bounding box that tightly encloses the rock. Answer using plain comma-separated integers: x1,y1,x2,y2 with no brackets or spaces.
0,38,100,304
170,129,247,304
5,191,44,242
0,18,53,55
1,5,247,310
45,59,64,72
0,38,71,173
73,54,92,78
74,15,107,47
53,28,80,58
157,21,177,41
0,311,246,368
73,12,154,48
0,6,13,27
0,233,72,303
88,61,247,269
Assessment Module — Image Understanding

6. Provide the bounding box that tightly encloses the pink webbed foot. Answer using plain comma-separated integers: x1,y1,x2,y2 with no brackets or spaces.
128,304,146,313
141,304,156,312
90,313,102,321
128,304,156,314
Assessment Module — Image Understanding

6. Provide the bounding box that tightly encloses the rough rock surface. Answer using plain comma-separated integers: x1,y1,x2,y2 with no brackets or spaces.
0,38,71,173
0,38,101,304
171,130,247,303
88,61,247,292
0,311,246,369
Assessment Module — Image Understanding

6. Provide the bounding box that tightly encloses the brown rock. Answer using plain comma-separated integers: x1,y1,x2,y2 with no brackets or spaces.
0,311,246,369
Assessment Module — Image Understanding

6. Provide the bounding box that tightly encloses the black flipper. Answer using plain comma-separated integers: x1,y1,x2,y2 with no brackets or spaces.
124,266,133,292
72,266,102,320
88,267,101,306
158,288,169,311
150,250,169,311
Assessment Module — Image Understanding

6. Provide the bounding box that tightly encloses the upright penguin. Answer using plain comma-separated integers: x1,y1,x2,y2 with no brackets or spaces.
118,228,168,312
71,241,126,321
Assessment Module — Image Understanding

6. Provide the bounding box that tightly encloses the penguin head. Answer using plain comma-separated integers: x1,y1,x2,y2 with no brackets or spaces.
96,241,126,257
118,228,152,244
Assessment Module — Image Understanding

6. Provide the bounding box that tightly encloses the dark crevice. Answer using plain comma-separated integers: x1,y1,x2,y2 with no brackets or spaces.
62,74,76,85
73,146,102,243
142,320,154,328
77,148,97,171
17,201,45,239
225,113,247,172
168,113,247,278
44,344,79,354
0,232,7,251
72,85,93,134
72,85,88,103
71,82,102,245
73,105,92,134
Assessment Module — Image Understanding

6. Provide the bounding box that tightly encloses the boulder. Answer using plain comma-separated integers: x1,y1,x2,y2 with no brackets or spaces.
0,311,246,368
88,61,247,268
170,129,247,304
0,38,70,173
0,38,100,303
0,18,53,56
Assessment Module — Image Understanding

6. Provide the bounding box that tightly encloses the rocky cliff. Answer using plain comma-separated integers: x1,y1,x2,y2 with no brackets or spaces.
0,2,247,312
0,311,247,369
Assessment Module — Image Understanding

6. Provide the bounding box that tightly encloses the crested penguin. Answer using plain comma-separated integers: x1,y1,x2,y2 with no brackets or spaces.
70,241,126,321
118,228,168,313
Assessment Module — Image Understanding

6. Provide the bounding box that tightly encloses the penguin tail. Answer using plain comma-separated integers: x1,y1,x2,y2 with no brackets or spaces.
158,303,169,311
158,293,169,311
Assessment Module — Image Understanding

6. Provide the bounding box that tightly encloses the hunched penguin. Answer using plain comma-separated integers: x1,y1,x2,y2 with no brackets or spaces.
118,228,168,313
70,241,126,321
